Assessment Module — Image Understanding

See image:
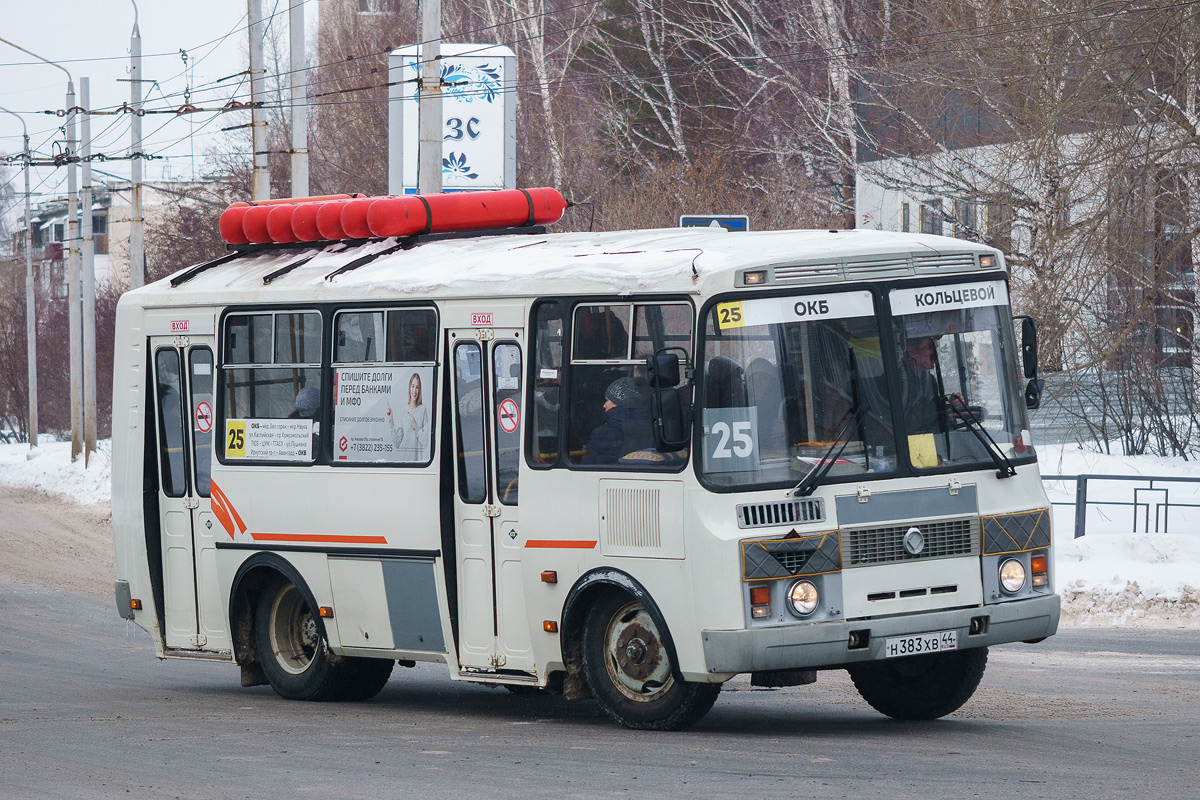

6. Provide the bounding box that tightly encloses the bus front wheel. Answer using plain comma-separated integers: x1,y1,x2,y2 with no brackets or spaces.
580,592,720,730
848,646,988,720
254,576,392,701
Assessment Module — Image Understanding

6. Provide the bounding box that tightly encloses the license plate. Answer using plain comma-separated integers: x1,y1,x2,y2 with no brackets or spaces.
884,630,957,658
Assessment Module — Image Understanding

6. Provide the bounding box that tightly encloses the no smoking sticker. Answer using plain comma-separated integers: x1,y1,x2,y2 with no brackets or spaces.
194,401,213,433
498,398,520,433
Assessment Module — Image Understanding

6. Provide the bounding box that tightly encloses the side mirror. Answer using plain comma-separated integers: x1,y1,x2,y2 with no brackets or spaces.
647,351,681,388
1025,378,1044,410
646,349,690,450
1020,317,1038,379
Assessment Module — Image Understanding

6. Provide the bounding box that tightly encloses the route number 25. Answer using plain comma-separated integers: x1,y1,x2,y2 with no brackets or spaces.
710,420,753,458
226,421,247,457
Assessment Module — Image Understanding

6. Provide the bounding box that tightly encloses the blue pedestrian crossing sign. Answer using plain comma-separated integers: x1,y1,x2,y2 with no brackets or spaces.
679,214,749,232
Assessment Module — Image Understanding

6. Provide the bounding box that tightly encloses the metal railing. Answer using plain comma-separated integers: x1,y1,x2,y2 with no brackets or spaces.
1042,474,1200,537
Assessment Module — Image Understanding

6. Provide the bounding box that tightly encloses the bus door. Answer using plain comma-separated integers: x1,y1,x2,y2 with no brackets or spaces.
150,337,225,651
448,328,534,673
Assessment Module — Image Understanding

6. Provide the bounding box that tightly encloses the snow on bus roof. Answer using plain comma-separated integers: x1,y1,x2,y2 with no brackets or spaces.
150,227,998,301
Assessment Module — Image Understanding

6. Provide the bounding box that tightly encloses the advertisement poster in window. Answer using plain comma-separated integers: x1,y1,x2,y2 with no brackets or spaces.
333,367,434,463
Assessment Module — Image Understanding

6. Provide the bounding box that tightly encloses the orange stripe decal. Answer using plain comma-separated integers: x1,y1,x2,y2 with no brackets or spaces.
249,532,389,544
524,539,598,549
208,480,246,538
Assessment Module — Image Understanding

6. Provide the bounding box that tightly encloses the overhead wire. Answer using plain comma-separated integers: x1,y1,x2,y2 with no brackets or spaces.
7,0,1199,186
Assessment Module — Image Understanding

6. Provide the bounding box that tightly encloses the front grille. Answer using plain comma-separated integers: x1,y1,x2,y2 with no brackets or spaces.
774,550,811,573
737,498,825,529
844,517,978,566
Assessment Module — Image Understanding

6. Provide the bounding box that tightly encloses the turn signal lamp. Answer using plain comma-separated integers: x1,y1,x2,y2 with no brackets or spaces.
543,620,558,633
130,598,142,611
750,586,771,619
1031,554,1049,588
319,606,334,618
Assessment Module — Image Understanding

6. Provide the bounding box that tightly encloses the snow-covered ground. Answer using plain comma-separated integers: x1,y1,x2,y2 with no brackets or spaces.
1,438,1196,628
0,438,112,506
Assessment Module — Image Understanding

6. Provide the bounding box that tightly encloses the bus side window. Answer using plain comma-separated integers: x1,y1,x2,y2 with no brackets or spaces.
529,302,563,466
220,310,322,464
155,349,188,497
454,342,487,503
331,307,438,466
493,343,521,503
190,348,214,497
566,301,693,468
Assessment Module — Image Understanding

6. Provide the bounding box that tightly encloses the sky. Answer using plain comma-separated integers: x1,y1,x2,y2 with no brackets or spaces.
0,0,321,211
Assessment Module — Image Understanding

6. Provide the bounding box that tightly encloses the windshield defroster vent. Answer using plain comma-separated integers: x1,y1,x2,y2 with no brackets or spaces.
737,498,826,529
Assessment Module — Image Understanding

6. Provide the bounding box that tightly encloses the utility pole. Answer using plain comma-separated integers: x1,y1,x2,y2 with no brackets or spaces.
0,38,78,458
66,82,83,461
289,0,308,197
81,77,97,462
129,0,145,289
417,0,443,194
0,105,37,449
248,0,270,200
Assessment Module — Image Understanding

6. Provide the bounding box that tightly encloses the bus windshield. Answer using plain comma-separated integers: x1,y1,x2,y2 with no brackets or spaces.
699,290,897,490
889,279,1034,470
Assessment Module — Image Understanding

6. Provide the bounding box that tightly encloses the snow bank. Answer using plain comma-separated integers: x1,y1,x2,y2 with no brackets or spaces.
1041,443,1200,628
0,439,111,507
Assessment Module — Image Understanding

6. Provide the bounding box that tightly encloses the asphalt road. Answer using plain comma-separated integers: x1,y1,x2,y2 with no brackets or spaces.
2,579,1198,800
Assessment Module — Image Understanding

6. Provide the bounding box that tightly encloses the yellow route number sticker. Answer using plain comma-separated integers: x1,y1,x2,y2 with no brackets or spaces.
225,420,247,458
715,301,745,330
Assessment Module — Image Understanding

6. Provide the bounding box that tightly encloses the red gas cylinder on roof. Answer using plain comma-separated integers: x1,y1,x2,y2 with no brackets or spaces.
217,188,568,245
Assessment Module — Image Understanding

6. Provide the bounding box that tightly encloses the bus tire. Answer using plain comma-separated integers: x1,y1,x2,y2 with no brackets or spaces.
848,646,988,720
254,575,346,701
336,658,395,701
581,592,720,730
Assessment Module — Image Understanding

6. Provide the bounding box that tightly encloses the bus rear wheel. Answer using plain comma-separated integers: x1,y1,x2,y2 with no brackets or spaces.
848,646,988,720
580,593,720,730
254,576,392,702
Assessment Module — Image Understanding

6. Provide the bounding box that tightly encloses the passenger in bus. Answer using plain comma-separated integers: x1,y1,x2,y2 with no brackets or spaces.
387,372,430,461
582,377,654,464
291,386,320,419
705,355,747,408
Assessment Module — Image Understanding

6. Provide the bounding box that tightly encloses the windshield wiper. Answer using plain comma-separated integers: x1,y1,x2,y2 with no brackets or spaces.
940,394,1017,479
791,407,863,497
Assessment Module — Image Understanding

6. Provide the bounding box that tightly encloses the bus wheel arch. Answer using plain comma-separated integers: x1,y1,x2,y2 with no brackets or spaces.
228,554,394,702
561,569,719,729
560,569,679,697
229,554,330,689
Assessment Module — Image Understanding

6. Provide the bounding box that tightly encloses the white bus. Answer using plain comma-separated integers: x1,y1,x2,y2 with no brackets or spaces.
111,189,1059,730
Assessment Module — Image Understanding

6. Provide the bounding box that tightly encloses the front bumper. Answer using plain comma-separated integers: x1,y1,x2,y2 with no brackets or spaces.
701,593,1060,674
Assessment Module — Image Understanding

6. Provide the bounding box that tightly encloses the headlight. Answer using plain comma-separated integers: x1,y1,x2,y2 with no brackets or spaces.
788,580,819,616
999,558,1026,593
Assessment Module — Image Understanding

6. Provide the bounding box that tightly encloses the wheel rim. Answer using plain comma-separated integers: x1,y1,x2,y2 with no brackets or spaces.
268,583,319,675
602,600,675,703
